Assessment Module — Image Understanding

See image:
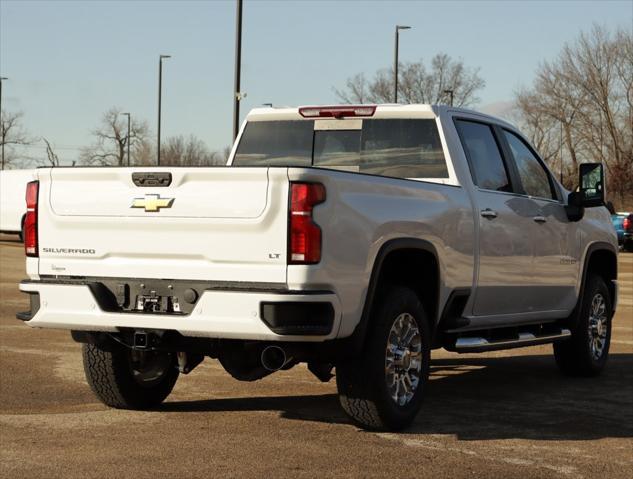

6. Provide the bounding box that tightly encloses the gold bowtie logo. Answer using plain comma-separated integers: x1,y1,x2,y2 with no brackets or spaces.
131,194,175,212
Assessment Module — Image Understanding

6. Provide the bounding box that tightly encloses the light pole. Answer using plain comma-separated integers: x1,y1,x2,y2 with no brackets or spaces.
443,89,454,107
0,76,7,170
560,120,563,183
393,25,411,103
157,54,171,166
121,112,131,166
233,0,243,142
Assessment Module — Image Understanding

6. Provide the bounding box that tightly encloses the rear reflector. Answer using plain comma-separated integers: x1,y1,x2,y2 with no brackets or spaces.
289,183,326,264
299,105,376,118
24,181,39,257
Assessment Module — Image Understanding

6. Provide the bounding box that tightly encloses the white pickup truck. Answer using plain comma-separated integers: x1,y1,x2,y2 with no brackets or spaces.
18,104,618,431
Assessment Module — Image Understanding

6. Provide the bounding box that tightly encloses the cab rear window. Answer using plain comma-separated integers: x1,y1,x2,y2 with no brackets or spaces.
233,120,313,167
233,119,448,179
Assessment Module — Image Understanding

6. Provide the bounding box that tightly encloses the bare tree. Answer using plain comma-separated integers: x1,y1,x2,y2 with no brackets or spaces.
39,137,76,167
334,53,485,107
43,137,60,166
80,108,150,166
217,146,231,165
514,25,633,207
513,91,561,163
0,110,33,169
161,135,228,166
335,73,371,104
133,139,155,166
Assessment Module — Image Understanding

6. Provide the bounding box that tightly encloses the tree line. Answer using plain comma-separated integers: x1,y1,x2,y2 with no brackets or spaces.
333,24,632,209
1,24,631,207
514,25,632,208
0,107,228,169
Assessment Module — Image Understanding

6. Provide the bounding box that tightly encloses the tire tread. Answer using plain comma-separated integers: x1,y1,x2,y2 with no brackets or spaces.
82,343,178,410
554,275,611,377
336,286,430,431
82,344,128,408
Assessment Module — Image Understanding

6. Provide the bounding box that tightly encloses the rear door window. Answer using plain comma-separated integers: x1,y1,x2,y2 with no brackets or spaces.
455,120,512,192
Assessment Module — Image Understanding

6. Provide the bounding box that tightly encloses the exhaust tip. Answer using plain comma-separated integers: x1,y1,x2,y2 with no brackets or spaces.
261,345,287,372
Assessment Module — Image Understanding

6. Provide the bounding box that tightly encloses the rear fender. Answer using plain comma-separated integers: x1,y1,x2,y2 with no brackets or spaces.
337,238,442,357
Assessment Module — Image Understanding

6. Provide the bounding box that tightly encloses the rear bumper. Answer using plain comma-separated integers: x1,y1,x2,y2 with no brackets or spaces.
18,281,341,342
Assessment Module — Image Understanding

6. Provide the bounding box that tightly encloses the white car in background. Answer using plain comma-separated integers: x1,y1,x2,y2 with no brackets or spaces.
0,169,37,240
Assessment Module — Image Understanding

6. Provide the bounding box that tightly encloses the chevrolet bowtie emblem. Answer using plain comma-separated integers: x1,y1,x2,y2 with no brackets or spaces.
131,194,175,212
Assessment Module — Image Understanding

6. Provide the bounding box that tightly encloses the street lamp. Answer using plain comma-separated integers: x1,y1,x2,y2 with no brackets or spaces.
394,25,411,103
157,54,171,166
443,89,454,107
233,0,244,142
121,112,131,166
0,76,7,170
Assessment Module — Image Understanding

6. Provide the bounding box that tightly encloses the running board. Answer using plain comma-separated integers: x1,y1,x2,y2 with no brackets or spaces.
453,329,571,353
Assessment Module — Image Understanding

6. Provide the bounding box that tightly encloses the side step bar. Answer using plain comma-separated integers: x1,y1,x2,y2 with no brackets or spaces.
453,329,571,353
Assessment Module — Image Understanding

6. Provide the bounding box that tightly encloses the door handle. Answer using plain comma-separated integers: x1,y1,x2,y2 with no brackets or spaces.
480,209,498,219
533,216,547,224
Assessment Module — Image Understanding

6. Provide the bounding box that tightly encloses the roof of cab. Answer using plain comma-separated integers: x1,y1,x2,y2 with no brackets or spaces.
244,103,516,129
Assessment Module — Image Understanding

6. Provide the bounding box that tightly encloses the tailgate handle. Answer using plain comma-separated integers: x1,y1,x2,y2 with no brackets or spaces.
132,172,172,187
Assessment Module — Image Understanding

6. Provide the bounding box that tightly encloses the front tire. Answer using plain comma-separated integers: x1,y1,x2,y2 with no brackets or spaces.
554,275,612,377
82,342,179,409
336,286,430,431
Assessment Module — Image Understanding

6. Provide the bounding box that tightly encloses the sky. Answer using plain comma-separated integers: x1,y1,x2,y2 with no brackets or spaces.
1,0,632,165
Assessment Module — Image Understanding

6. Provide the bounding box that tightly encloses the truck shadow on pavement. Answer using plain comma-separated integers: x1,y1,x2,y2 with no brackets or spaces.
160,353,633,440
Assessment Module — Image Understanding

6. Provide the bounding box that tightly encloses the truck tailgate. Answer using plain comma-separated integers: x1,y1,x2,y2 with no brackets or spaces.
36,167,289,283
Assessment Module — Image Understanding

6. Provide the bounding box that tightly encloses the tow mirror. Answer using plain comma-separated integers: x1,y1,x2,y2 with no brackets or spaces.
566,163,605,221
578,162,605,207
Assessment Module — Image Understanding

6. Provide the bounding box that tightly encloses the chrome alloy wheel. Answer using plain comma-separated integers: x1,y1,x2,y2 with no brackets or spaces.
385,313,423,406
588,293,608,361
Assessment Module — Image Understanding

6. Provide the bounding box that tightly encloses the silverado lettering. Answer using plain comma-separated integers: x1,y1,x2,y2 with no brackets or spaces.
42,248,96,255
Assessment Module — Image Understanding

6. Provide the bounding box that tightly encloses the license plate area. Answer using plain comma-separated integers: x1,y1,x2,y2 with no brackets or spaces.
135,293,181,313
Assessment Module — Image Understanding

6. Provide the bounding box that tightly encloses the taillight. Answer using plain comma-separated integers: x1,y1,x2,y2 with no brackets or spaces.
24,181,39,257
298,105,376,118
289,182,326,264
624,217,631,231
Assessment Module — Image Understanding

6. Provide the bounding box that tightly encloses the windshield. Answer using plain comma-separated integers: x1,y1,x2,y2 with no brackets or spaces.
233,118,448,179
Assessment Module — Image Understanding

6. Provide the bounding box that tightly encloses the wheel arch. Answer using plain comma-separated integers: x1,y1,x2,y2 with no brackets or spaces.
348,238,442,355
574,241,618,322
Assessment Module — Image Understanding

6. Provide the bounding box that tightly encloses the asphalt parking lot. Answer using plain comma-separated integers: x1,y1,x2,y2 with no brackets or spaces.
0,234,631,478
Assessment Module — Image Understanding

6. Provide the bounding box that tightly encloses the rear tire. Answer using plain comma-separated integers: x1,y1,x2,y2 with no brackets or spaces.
336,286,430,431
554,275,612,377
82,342,179,409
